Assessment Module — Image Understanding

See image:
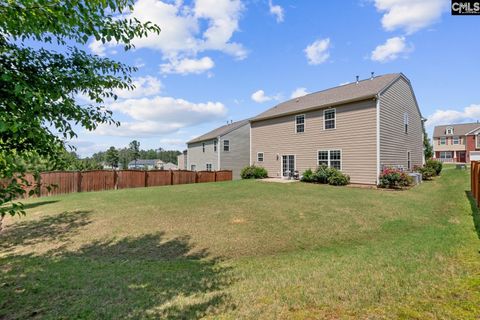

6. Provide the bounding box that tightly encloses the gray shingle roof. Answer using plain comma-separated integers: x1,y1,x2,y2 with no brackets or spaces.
187,119,250,144
128,159,163,166
433,122,480,138
251,73,402,122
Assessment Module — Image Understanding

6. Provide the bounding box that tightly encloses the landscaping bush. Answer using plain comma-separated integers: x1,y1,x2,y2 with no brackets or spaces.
327,170,350,186
301,169,314,182
426,159,442,175
417,166,436,180
378,168,412,189
301,165,350,186
240,165,268,179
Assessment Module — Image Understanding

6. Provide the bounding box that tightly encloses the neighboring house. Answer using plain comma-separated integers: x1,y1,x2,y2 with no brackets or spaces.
432,122,480,163
127,159,164,170
187,119,250,179
177,150,187,170
250,73,424,185
162,162,178,170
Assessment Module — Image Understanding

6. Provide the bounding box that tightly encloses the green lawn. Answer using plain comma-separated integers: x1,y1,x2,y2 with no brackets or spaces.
1,166,479,319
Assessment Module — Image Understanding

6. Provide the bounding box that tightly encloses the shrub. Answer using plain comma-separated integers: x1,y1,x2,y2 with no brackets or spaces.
425,159,442,175
240,165,268,179
302,165,350,186
416,166,436,180
327,170,350,186
313,164,331,184
378,168,412,189
301,169,314,182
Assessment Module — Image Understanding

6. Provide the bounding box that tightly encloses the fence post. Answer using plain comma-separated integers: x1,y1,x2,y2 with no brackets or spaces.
77,171,82,193
214,171,218,182
170,170,173,185
114,170,118,190
144,171,148,188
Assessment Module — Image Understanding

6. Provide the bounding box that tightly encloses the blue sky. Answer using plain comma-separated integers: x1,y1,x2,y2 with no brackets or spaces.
72,0,480,156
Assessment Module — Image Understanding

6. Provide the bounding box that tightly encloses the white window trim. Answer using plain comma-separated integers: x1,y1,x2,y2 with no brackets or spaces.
446,127,454,135
407,150,411,171
280,154,296,177
317,149,342,171
323,108,336,130
214,140,217,152
190,164,197,171
206,163,212,171
440,137,446,145
202,142,205,153
223,139,230,152
404,112,409,134
453,136,460,145
257,152,264,162
295,114,305,133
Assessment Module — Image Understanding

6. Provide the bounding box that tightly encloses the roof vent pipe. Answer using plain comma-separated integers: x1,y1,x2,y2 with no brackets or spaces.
356,75,359,84
371,72,375,80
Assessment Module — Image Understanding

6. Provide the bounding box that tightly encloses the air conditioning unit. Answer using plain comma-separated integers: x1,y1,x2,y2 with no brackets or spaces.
408,172,422,185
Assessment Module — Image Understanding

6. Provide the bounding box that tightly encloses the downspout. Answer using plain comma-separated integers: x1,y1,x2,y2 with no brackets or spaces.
376,95,381,185
217,136,221,170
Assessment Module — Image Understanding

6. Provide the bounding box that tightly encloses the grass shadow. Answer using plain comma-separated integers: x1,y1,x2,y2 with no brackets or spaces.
21,200,60,210
0,227,234,319
0,210,91,253
464,191,480,239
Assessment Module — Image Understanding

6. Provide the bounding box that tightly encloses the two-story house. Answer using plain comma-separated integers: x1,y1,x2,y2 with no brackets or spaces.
250,73,424,185
187,119,250,179
432,122,480,163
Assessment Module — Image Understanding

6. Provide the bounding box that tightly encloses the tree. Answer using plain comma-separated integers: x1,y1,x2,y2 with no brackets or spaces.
0,1,160,225
129,140,141,168
423,125,434,160
105,147,119,169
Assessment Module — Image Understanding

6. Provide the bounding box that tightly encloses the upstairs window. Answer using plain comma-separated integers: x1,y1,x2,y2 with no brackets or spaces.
191,164,196,171
440,137,446,145
214,140,217,152
324,109,336,130
404,112,409,134
223,140,230,152
453,137,460,145
295,115,305,133
446,127,454,135
202,143,205,153
206,163,212,171
257,152,264,162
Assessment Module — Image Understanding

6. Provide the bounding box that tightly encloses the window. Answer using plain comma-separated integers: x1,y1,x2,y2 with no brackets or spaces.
295,115,305,133
324,109,336,130
440,137,446,145
439,151,453,159
257,152,264,162
223,140,230,152
318,151,329,166
317,150,342,170
446,127,454,135
202,142,205,153
453,137,460,145
191,164,196,171
214,140,217,152
206,163,212,171
404,113,409,134
407,151,411,171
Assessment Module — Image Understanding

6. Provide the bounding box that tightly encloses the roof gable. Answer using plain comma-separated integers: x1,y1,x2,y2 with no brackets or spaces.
433,123,480,137
187,119,250,144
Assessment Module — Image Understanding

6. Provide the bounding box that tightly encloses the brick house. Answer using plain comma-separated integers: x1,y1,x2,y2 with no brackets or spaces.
432,122,480,163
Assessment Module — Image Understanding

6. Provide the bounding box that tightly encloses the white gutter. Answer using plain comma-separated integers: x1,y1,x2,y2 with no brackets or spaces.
249,124,252,165
376,95,381,185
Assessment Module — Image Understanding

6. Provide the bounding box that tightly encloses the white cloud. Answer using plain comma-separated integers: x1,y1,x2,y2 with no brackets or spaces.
290,87,308,99
371,36,413,62
88,40,118,57
304,38,330,65
251,90,280,103
160,56,214,75
97,95,227,137
374,0,447,34
90,0,247,74
425,104,480,128
114,76,162,99
269,0,284,23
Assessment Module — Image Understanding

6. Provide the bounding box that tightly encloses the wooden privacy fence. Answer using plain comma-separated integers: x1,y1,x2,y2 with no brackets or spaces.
22,170,232,198
471,161,480,206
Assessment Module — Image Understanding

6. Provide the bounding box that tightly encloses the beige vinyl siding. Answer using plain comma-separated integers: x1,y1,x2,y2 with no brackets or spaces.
433,137,466,152
379,77,423,170
220,123,250,179
251,100,377,184
187,139,218,171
